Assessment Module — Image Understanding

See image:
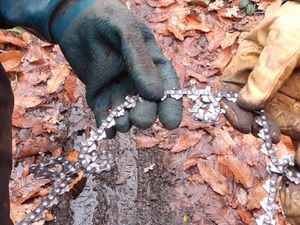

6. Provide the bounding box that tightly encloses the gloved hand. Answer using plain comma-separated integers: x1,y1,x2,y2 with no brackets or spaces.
48,0,182,138
280,180,300,225
218,2,300,146
219,4,300,223
0,0,182,138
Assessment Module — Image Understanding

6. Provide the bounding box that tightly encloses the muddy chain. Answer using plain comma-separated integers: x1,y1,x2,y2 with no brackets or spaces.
17,86,300,225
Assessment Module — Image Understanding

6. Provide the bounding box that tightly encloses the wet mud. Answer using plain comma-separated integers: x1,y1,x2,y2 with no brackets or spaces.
46,131,192,225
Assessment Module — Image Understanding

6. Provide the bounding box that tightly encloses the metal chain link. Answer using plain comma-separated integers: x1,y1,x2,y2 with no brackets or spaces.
17,87,300,225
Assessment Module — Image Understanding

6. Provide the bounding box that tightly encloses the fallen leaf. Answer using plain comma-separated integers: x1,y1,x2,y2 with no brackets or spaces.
247,181,268,210
47,65,71,94
183,158,198,170
64,73,78,103
0,50,25,63
219,155,254,188
135,135,160,148
0,30,27,47
67,150,80,161
197,160,228,195
221,32,240,49
237,207,254,225
10,174,50,204
205,207,237,225
147,0,175,7
211,47,233,69
185,15,211,33
14,96,43,108
171,130,204,153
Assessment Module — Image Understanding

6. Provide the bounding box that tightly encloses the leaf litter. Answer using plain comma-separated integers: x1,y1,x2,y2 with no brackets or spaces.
4,0,293,224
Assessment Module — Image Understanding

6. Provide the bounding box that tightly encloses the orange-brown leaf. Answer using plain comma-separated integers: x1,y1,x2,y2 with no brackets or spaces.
185,15,211,32
237,207,254,224
135,135,160,148
247,181,268,210
14,96,43,108
147,0,175,7
183,158,198,170
220,155,254,188
171,130,204,153
221,32,240,49
47,65,71,94
0,30,27,47
197,160,228,195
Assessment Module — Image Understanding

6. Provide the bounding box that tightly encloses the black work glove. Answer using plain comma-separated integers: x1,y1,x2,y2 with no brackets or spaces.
0,0,182,138
49,0,182,138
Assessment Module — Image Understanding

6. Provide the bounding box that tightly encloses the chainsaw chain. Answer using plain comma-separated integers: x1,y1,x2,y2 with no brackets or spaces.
17,87,300,225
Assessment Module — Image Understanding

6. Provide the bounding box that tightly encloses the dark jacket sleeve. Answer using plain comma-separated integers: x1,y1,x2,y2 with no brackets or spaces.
0,0,63,42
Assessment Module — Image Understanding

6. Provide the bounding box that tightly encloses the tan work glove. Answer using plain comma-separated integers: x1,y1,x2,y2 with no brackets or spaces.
219,2,300,223
219,1,300,144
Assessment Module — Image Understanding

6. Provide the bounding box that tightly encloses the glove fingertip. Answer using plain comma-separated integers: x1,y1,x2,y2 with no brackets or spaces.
129,101,157,129
158,98,182,130
221,100,253,134
115,111,132,133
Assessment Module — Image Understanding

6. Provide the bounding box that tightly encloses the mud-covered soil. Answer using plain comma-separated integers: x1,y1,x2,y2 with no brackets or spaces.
47,131,192,225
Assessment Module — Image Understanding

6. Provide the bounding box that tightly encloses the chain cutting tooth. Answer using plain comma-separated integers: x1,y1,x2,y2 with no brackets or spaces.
261,144,270,156
258,129,266,140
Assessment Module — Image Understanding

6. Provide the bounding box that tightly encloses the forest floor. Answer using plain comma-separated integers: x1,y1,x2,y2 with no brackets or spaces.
0,0,294,224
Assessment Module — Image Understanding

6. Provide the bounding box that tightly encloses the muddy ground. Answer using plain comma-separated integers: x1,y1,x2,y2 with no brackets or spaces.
46,131,196,225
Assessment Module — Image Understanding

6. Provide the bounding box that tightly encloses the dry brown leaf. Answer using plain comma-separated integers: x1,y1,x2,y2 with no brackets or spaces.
220,155,254,188
277,135,296,158
211,47,233,69
67,150,80,161
12,105,40,128
68,170,84,190
1,50,25,71
247,181,268,210
0,30,27,47
205,206,237,225
185,15,211,32
10,200,53,224
183,158,198,170
0,50,25,63
205,25,226,50
64,73,78,103
10,174,50,204
221,32,240,49
180,109,210,130
167,24,185,40
171,130,204,153
187,69,207,83
237,207,254,225
189,174,204,184
197,160,228,195
135,135,160,148
14,96,43,108
147,0,175,7
47,65,71,94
